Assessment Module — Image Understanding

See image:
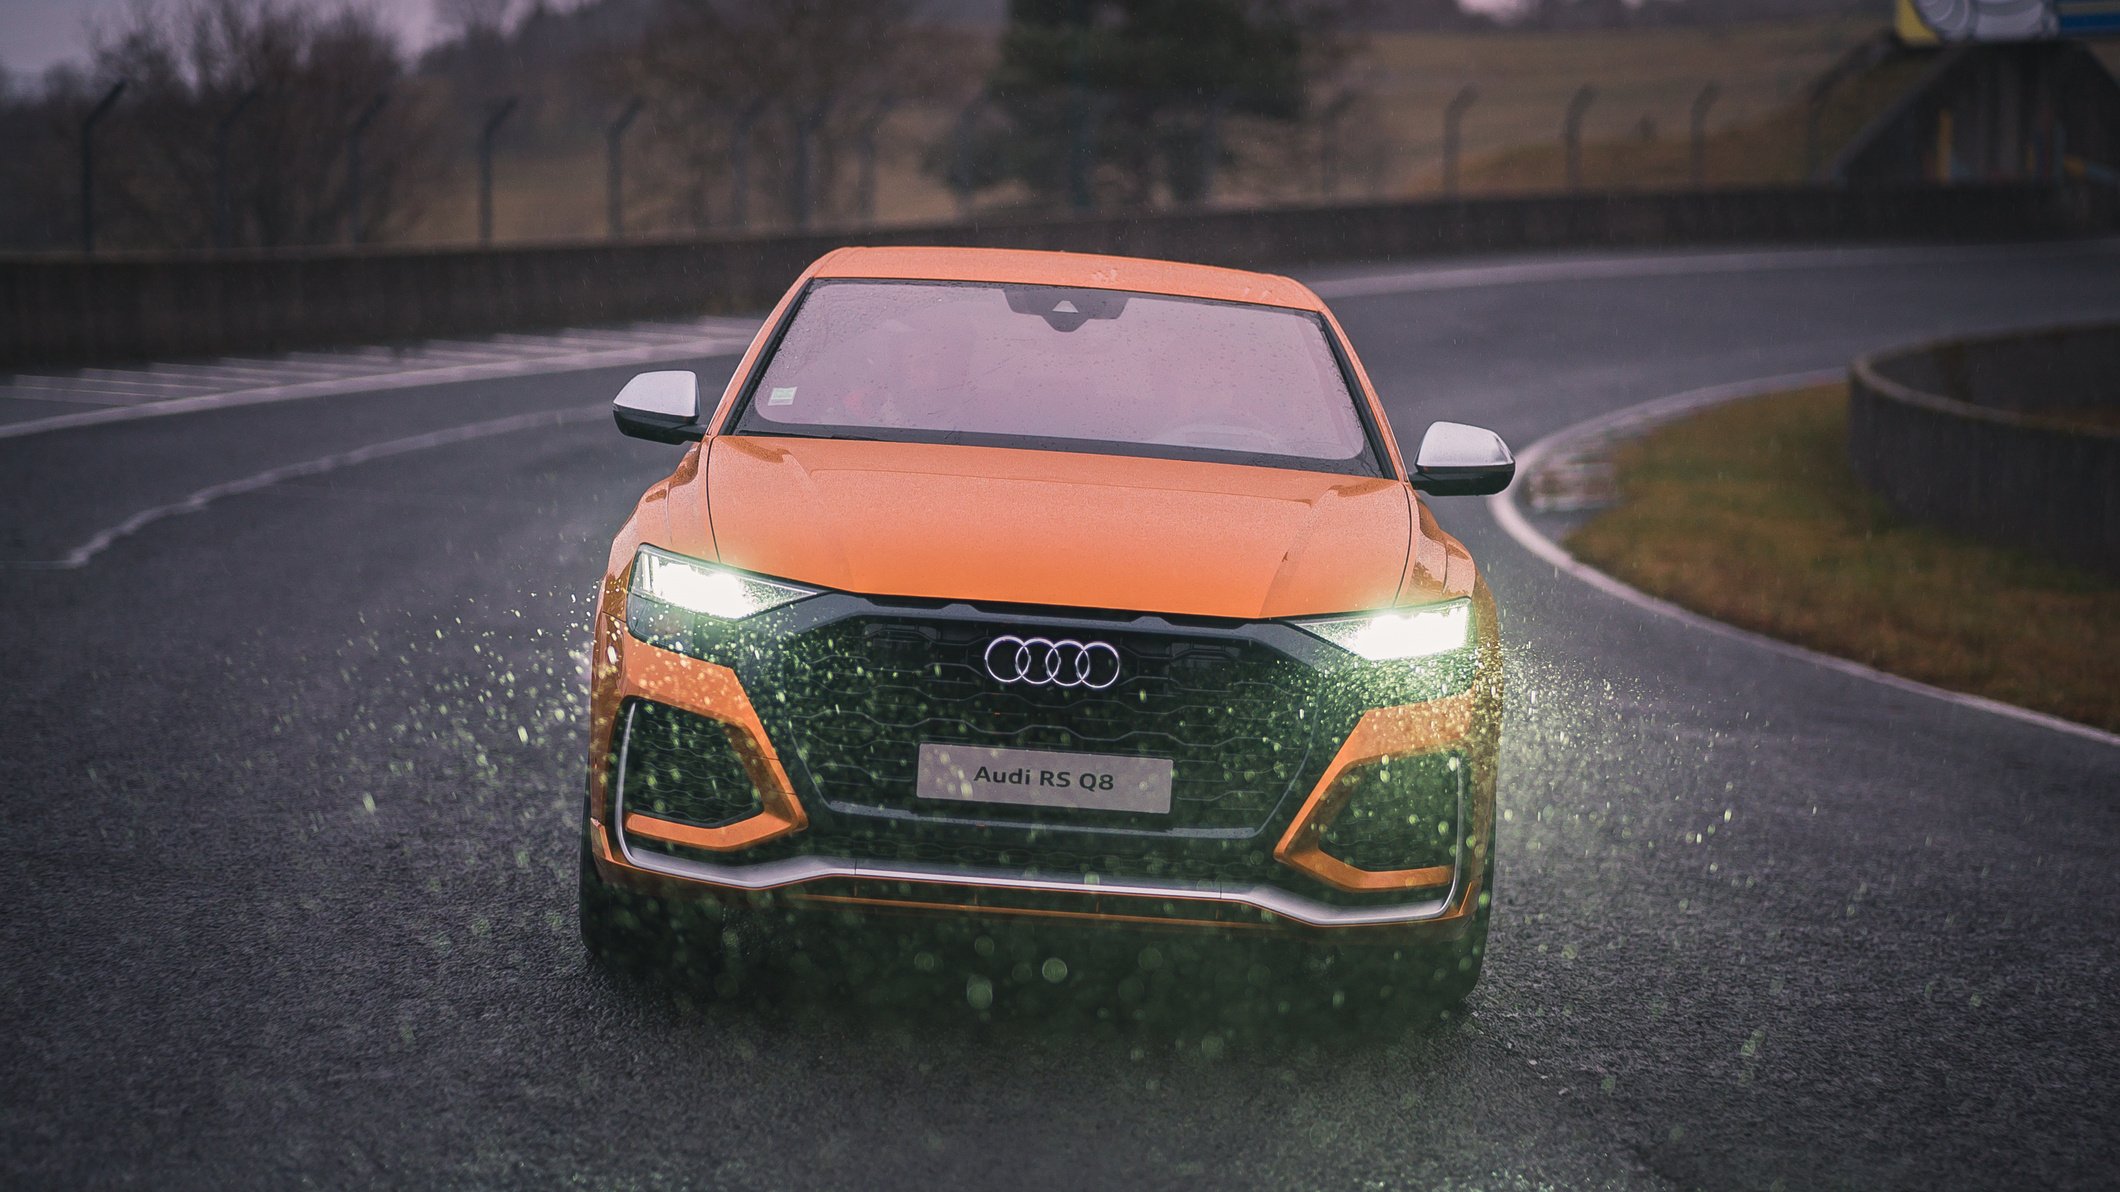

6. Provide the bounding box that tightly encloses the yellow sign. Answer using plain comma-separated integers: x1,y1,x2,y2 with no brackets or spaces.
1895,0,2061,42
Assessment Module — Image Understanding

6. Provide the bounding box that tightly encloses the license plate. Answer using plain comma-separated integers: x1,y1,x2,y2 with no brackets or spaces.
915,743,1173,815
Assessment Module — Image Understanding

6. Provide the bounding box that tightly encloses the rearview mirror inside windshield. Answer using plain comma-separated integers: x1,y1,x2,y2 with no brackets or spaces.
1004,285,1130,331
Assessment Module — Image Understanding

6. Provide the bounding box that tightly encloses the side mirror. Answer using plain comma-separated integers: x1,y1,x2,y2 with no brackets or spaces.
1412,421,1514,496
613,371,703,444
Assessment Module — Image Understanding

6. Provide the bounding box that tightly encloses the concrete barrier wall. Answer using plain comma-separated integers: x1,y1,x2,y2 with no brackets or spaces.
1849,323,2120,574
3,181,2115,369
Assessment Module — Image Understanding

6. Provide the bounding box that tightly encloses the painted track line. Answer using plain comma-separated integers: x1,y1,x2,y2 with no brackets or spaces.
0,336,749,443
1306,238,2120,299
9,240,2112,443
1487,370,2120,749
0,385,149,406
11,404,606,571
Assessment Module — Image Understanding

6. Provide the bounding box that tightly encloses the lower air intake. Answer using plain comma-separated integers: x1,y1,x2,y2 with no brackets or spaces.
618,699,763,829
1316,752,1463,876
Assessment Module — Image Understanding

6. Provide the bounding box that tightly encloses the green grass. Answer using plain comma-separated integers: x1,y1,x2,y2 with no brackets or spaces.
1566,385,2120,733
1362,16,1891,193
1459,50,1932,190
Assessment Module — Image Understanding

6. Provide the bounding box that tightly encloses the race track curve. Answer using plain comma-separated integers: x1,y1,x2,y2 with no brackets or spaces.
3,239,2117,1190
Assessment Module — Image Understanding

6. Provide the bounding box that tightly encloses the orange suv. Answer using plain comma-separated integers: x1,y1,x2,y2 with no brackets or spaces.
581,247,1513,1002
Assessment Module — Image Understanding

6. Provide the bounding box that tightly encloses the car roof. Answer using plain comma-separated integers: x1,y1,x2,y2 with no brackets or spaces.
808,245,1326,311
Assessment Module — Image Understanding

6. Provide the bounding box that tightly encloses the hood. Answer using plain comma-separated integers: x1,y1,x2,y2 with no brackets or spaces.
703,436,1422,620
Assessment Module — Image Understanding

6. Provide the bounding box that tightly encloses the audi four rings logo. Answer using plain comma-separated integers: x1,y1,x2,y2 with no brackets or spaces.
983,636,1122,689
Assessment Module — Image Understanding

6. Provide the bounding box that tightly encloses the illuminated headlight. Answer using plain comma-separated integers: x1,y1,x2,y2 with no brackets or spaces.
1297,598,1473,662
630,546,816,620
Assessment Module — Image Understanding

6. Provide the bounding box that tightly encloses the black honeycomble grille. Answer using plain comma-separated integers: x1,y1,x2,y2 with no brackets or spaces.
767,616,1320,831
1317,752,1462,876
618,699,763,829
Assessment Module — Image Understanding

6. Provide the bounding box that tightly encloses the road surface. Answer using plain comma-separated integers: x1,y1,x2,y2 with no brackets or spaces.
3,240,2117,1189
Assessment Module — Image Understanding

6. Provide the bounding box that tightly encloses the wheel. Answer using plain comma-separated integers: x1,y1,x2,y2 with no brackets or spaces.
578,832,734,977
1415,849,1495,1008
1318,850,1494,1013
578,834,663,968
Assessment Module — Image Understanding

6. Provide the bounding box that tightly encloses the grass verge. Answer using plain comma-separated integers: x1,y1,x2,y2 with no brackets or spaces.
1565,384,2120,734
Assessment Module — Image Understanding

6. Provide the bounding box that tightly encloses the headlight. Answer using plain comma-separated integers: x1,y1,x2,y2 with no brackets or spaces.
630,546,817,620
1297,598,1472,661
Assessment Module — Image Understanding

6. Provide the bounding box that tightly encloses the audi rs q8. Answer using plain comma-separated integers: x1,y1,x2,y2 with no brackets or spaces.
581,246,1514,1003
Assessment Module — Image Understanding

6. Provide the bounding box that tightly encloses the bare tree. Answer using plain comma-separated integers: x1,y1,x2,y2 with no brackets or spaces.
434,0,517,41
26,0,443,250
621,0,947,230
429,0,517,104
1225,0,1386,203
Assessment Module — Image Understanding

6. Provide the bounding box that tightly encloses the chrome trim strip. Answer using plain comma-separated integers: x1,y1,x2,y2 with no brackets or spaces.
612,699,639,834
615,846,1458,929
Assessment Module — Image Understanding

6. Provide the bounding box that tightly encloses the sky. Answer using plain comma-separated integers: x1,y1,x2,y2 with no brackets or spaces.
0,0,449,79
0,0,1528,83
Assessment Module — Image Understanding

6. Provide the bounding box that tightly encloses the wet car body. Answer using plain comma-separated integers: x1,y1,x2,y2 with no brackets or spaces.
581,246,1513,1002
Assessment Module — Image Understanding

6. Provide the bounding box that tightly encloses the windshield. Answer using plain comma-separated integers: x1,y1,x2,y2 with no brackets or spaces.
730,279,1381,474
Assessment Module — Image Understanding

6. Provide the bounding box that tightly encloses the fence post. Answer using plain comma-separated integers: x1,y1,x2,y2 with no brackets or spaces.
1805,90,1825,180
346,93,387,245
856,97,897,223
213,88,259,251
1067,0,1093,212
950,93,985,218
1443,85,1477,197
1318,93,1357,198
789,101,833,230
606,97,644,240
1194,92,1230,206
729,101,765,230
1690,82,1720,189
1563,84,1596,191
80,79,126,256
477,97,518,245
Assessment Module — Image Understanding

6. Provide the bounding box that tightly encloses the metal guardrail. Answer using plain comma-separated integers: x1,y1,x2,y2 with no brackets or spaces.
4,181,2116,370
1848,322,2120,575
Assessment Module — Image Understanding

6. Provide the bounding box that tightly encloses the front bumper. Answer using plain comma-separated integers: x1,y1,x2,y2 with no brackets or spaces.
585,586,1498,941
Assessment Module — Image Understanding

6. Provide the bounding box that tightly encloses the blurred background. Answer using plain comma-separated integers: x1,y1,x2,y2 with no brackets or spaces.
3,6,2118,1188
3,0,2113,252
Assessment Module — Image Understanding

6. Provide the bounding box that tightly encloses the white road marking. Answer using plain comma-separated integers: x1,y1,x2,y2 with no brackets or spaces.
10,374,210,397
213,358,379,379
0,385,147,406
633,315,761,337
495,330,681,350
141,361,346,382
8,242,2109,442
1307,239,2120,299
283,348,398,363
1487,370,2120,749
46,368,227,388
10,404,607,571
399,342,534,363
0,328,755,442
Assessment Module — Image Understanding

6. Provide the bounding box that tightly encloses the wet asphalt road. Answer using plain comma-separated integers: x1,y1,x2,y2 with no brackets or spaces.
3,241,2118,1190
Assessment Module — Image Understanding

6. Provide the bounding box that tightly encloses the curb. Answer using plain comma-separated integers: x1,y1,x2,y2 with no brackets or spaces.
1486,370,2120,750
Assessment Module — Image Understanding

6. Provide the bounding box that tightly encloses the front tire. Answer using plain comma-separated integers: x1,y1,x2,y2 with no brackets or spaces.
578,834,733,977
1416,849,1494,1007
1321,850,1494,1013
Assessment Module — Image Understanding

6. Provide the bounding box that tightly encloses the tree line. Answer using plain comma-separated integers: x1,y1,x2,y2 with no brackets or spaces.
0,0,1407,252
